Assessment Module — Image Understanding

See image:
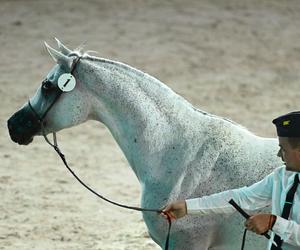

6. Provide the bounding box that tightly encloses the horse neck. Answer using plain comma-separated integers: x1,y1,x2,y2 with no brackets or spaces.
79,57,206,181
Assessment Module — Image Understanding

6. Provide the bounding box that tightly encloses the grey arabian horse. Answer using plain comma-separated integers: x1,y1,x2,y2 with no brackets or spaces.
7,39,282,250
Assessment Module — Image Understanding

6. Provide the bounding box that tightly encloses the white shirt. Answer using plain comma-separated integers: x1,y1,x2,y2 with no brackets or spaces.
186,166,300,250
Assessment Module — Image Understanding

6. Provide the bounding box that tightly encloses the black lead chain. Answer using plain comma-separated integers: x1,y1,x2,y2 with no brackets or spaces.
41,127,171,249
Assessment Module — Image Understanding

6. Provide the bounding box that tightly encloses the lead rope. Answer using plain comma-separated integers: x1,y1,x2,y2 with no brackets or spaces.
41,125,172,249
241,229,247,250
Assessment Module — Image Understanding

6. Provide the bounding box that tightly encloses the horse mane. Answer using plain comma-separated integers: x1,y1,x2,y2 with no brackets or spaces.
71,49,251,134
192,107,250,133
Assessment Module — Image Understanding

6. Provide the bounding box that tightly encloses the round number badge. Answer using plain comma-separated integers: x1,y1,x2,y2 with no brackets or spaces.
58,73,76,92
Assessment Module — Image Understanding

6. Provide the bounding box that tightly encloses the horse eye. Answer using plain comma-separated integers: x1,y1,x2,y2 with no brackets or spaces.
42,80,54,91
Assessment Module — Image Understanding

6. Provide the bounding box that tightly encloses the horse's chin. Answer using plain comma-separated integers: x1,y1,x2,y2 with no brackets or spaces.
19,137,34,145
10,135,34,145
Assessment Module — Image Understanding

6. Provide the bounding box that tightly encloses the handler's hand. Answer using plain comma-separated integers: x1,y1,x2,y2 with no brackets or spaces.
160,200,187,220
244,213,273,235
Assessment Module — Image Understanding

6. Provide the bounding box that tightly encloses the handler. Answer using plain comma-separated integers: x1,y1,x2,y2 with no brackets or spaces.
161,111,300,250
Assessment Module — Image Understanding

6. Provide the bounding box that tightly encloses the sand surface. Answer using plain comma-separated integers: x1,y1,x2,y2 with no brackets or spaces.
1,0,300,249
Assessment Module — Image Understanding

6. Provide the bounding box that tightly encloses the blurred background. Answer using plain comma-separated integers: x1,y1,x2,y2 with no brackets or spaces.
1,0,300,249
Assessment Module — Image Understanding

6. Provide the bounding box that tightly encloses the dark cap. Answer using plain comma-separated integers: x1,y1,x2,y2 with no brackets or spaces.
272,111,300,137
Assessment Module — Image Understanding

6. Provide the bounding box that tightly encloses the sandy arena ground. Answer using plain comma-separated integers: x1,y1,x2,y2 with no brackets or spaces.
1,0,300,249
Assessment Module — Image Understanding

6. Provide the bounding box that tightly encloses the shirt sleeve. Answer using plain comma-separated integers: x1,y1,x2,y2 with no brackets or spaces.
186,171,275,215
272,216,300,246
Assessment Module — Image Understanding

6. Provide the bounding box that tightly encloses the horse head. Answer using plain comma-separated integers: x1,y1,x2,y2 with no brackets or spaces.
7,39,92,145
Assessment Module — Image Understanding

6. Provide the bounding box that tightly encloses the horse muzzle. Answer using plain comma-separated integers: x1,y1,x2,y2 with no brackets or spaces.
7,105,42,145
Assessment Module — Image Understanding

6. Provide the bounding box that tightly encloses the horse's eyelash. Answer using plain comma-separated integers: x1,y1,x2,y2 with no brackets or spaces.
42,79,52,85
41,80,54,90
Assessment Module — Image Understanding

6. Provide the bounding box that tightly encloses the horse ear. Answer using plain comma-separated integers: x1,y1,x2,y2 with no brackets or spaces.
54,37,72,56
44,42,72,71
